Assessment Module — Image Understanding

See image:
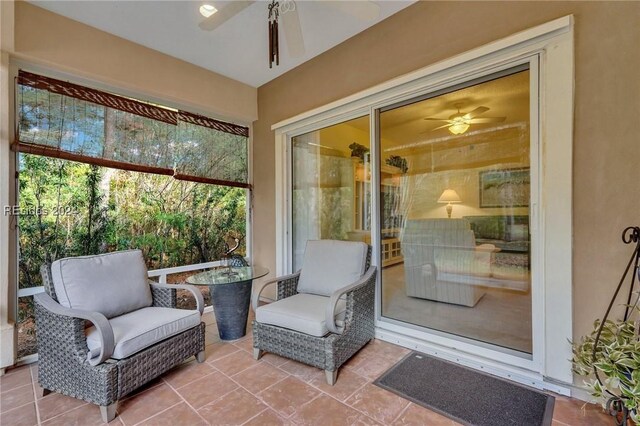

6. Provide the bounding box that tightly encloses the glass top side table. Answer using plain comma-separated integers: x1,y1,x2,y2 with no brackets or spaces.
186,266,269,341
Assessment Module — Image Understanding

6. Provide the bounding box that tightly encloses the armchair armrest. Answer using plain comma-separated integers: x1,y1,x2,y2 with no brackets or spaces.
325,266,377,334
34,292,114,366
149,282,204,315
251,271,300,312
475,243,499,253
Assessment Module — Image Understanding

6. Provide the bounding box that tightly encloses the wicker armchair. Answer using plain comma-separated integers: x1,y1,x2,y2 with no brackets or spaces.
252,240,376,385
34,250,206,423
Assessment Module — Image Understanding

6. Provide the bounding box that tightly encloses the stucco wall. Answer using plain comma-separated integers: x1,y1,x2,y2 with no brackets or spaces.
252,0,640,371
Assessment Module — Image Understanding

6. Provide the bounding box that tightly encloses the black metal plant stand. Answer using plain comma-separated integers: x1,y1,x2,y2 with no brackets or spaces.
592,226,640,425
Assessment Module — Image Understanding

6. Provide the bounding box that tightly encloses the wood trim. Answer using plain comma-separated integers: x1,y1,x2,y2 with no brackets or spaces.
18,70,250,137
178,110,249,138
12,142,174,176
173,173,251,189
18,70,178,125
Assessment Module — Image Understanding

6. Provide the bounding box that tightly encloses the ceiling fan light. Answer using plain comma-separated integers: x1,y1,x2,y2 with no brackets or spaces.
449,122,470,135
199,4,218,18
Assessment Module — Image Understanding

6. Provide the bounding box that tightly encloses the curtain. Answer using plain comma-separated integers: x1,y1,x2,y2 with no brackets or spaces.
16,70,249,188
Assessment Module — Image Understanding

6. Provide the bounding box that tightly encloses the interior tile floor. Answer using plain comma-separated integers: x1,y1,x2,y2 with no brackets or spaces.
382,264,532,353
1,310,611,425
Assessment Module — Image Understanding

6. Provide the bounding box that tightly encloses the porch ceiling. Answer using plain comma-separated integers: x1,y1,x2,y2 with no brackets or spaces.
28,0,416,87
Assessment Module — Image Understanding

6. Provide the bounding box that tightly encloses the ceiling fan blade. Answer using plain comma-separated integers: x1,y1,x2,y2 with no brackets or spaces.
281,6,305,58
464,106,490,119
323,0,380,21
432,123,453,131
198,1,255,32
468,117,506,124
423,117,451,122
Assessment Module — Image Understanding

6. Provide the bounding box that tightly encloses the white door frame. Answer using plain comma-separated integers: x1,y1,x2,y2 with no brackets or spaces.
273,16,574,393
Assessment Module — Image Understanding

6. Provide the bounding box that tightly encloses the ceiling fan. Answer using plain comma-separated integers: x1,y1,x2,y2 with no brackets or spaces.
424,104,506,135
198,0,381,67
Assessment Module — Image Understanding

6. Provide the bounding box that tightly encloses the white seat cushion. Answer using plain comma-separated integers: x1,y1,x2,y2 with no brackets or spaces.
297,240,368,297
255,293,346,337
51,250,152,319
86,307,200,359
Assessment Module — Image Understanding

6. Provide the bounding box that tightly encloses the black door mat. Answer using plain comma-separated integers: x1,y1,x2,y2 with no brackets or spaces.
374,351,554,426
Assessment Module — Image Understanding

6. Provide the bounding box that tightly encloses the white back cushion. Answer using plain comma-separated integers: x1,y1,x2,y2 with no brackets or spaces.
297,240,368,297
51,250,152,319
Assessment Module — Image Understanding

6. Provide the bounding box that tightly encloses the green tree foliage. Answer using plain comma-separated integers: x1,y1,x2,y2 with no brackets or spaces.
18,154,247,290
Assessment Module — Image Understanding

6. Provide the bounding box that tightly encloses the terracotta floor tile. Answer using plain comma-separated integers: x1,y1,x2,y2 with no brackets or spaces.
201,312,216,325
552,396,612,425
41,401,120,426
345,384,410,424
210,350,259,376
277,360,324,384
392,403,459,426
290,394,373,426
233,336,254,353
205,342,240,361
346,353,400,381
0,366,32,392
368,340,412,360
232,362,289,394
198,388,267,424
257,376,321,418
343,347,374,371
175,371,238,409
205,330,221,345
261,353,291,367
117,383,181,425
243,409,291,426
1,382,35,413
0,401,38,426
138,402,206,426
121,377,164,400
37,392,88,422
0,343,617,426
162,359,215,389
307,368,368,402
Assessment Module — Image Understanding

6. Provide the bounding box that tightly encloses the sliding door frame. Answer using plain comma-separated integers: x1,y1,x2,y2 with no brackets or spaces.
273,16,573,394
374,57,541,368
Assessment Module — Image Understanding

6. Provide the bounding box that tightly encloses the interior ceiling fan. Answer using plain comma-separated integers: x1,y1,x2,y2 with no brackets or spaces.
423,103,506,135
198,0,381,68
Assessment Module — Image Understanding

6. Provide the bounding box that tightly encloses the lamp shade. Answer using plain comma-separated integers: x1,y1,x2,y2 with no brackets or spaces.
438,189,462,203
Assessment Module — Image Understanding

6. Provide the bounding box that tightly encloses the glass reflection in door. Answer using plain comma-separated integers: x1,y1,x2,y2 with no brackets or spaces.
379,67,533,354
291,116,370,270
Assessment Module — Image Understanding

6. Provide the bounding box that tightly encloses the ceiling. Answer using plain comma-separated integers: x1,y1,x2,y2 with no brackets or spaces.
379,68,530,150
298,68,530,163
29,0,416,88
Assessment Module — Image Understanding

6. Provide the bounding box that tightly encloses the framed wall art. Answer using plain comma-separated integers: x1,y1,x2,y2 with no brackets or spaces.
479,168,530,208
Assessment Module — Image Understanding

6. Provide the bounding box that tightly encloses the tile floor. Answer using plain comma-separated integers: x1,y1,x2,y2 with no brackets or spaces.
0,311,613,425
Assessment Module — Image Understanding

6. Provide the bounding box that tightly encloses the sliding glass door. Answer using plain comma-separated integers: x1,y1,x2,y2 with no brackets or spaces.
291,116,370,269
288,65,536,357
378,66,534,354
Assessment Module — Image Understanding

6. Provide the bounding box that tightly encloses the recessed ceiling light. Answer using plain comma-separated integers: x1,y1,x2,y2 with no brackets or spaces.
199,4,217,18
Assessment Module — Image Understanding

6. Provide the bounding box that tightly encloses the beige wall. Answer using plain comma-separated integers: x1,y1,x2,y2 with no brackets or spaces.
11,1,257,123
253,0,640,364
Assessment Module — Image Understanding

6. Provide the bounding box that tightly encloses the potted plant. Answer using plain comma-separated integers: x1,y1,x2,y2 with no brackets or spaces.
572,314,640,423
349,142,369,161
572,226,640,425
385,155,409,173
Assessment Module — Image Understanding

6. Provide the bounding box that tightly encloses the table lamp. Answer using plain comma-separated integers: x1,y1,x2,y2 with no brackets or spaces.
438,189,462,218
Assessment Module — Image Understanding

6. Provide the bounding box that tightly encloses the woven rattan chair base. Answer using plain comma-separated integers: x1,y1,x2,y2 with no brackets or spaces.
35,263,206,422
252,246,375,384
